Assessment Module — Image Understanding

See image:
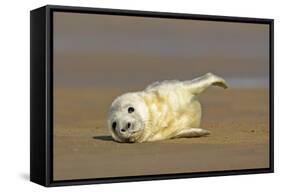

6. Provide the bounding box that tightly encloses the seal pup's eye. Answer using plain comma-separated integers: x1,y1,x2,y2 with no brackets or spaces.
112,122,117,129
128,107,135,113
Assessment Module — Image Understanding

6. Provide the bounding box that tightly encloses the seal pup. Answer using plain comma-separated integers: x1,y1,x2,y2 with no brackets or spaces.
108,73,228,143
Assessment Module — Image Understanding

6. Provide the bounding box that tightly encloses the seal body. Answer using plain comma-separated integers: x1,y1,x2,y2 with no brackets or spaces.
108,73,228,143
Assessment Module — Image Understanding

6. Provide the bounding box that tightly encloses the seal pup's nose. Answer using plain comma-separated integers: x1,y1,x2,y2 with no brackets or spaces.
120,122,132,133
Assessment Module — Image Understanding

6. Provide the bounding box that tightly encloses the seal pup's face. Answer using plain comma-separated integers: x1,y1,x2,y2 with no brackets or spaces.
108,93,148,143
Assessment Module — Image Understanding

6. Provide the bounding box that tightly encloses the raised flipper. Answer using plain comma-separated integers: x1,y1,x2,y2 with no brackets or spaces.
172,128,210,139
185,73,228,95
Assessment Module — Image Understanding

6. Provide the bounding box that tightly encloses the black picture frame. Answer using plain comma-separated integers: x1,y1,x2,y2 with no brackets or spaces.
30,4,274,187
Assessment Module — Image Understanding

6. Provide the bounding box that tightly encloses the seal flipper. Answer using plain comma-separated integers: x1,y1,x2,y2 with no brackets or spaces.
185,73,228,95
172,128,210,138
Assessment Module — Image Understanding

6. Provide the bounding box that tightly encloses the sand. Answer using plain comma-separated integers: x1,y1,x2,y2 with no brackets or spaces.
53,87,269,181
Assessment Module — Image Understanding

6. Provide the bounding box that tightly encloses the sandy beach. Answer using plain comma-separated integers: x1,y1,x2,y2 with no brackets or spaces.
53,87,269,180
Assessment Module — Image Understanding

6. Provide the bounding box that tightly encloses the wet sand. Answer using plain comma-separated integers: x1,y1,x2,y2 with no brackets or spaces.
53,88,269,180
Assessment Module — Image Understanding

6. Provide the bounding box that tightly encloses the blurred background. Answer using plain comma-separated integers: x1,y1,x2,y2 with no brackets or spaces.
54,12,269,90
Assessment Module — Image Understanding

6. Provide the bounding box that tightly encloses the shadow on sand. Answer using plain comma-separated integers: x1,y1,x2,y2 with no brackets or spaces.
93,135,114,141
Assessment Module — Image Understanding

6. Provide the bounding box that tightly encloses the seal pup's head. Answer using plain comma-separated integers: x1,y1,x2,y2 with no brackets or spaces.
108,92,149,143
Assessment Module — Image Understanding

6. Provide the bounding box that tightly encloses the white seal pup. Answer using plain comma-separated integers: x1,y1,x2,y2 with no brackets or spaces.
108,73,228,143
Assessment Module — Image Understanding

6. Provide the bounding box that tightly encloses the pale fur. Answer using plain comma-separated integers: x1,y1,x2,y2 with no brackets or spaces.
108,73,228,143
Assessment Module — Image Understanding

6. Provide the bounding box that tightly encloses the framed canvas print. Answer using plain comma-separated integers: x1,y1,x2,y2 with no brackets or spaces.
30,5,274,187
